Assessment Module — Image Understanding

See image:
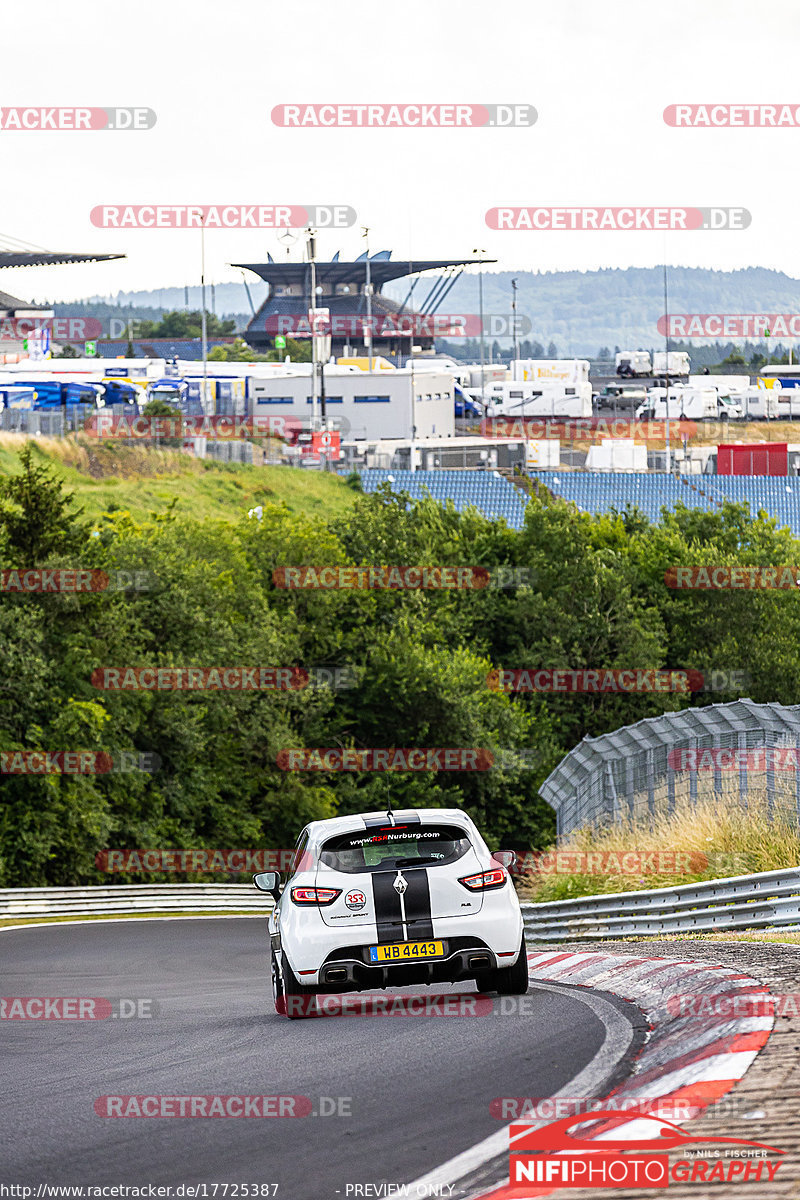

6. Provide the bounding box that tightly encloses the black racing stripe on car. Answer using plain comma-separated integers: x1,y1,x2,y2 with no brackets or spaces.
372,871,404,941
401,868,435,940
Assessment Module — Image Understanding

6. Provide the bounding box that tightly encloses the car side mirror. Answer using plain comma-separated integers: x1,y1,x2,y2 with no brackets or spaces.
492,850,517,871
253,871,281,898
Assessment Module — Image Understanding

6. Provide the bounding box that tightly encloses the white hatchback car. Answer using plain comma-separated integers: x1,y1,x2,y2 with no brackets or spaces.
254,807,527,1018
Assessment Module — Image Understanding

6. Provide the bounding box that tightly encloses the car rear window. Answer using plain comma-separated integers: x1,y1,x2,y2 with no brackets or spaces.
319,824,472,874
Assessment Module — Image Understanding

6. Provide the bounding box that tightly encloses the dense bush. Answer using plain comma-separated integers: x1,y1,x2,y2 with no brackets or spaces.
1,446,798,884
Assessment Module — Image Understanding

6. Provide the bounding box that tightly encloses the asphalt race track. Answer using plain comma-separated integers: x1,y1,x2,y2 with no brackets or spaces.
2,919,639,1199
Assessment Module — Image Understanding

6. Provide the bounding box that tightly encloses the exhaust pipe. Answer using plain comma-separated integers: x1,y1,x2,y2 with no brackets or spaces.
325,967,347,982
468,954,492,970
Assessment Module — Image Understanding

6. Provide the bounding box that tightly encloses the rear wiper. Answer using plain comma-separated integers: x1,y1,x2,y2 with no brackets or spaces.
394,857,425,867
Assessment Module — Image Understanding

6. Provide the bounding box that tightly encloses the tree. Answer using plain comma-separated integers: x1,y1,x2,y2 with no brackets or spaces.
546,341,558,358
0,445,86,562
209,338,269,363
266,337,311,363
597,346,611,360
137,310,236,339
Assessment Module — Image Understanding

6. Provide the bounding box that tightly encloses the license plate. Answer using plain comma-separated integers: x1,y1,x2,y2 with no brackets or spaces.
369,940,444,963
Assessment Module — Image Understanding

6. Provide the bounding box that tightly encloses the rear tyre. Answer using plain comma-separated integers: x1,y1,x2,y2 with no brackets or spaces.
474,935,529,997
281,951,317,1020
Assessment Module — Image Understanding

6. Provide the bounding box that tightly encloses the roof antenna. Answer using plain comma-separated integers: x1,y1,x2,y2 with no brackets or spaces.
386,778,394,824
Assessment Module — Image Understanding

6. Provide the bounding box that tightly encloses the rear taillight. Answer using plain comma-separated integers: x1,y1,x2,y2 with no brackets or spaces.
290,886,342,906
459,868,507,892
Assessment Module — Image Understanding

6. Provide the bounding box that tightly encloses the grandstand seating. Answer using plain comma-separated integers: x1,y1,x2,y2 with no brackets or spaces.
357,469,528,529
528,471,800,536
357,468,800,537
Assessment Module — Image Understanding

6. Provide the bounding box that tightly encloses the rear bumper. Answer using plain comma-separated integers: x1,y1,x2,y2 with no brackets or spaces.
274,888,523,985
317,937,500,990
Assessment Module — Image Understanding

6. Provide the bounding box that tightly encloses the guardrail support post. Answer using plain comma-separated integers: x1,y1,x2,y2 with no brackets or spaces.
738,732,749,811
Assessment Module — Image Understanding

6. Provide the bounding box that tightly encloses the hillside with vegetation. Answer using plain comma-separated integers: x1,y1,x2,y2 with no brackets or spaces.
3,440,800,887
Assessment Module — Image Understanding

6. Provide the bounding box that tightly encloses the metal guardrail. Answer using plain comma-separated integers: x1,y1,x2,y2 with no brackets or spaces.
0,884,274,918
521,866,800,940
3,870,799,939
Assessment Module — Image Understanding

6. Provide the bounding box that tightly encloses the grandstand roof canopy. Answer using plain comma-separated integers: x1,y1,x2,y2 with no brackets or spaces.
233,257,492,289
0,250,124,269
0,289,53,316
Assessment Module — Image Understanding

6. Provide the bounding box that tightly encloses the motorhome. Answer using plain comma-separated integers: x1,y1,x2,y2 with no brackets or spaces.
637,386,742,421
738,387,780,419
653,351,691,377
484,378,592,418
616,350,652,377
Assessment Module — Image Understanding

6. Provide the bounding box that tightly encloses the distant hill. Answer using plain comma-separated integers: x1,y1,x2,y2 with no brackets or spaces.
384,265,800,356
53,266,800,356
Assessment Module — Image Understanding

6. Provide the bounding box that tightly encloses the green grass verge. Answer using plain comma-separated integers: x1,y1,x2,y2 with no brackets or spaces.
0,436,358,523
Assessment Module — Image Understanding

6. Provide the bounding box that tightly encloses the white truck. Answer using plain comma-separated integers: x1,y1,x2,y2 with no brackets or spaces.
484,379,592,418
512,358,590,385
688,374,750,392
653,351,691,377
636,386,743,421
468,365,509,389
616,350,652,377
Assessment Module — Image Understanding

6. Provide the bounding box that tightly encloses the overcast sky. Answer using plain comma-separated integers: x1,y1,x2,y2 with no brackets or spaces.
3,0,799,303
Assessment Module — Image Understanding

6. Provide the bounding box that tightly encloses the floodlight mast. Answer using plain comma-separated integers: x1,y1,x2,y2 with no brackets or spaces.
362,226,373,373
307,227,318,431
